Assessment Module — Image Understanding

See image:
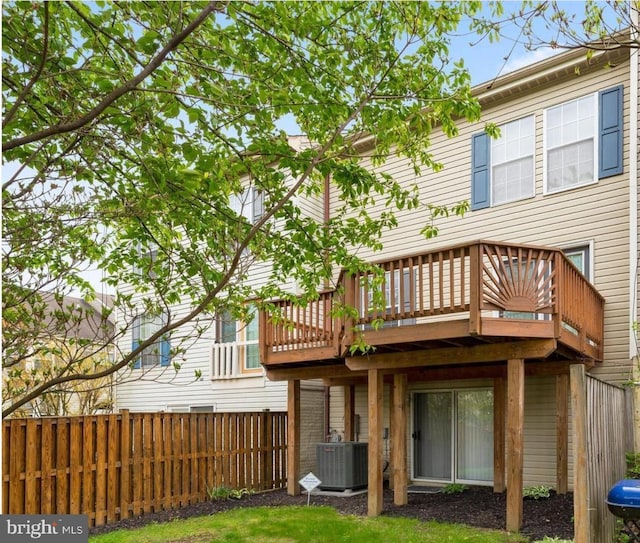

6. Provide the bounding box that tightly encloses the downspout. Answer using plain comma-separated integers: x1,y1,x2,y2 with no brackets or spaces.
629,5,640,453
323,172,331,291
323,172,332,440
324,387,331,440
630,8,639,360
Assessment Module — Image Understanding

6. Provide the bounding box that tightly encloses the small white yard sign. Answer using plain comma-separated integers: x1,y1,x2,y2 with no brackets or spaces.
299,472,321,505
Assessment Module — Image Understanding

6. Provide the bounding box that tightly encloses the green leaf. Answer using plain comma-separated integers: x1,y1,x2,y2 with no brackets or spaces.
137,30,161,54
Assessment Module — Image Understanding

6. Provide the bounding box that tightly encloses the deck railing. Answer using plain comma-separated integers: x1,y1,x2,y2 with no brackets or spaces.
211,340,260,379
260,241,605,364
259,291,340,364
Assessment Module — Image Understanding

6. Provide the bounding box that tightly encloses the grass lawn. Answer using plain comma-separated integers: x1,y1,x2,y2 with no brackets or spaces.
89,506,530,543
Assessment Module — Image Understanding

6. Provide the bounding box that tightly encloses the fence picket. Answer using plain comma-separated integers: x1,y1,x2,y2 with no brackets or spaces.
25,419,39,514
95,416,107,525
120,410,131,521
152,413,163,510
69,418,82,515
9,419,25,513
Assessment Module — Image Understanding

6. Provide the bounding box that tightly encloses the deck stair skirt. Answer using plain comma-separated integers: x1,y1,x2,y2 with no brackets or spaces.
316,442,368,491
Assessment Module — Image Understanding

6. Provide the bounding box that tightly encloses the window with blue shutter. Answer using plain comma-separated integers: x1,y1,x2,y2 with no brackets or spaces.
598,84,623,178
132,312,170,368
471,132,490,210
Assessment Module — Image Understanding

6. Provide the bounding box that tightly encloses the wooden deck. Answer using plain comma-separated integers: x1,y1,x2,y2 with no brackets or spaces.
260,240,606,530
259,241,604,374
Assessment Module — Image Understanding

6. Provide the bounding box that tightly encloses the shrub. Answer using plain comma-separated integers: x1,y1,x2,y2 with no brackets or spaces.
523,485,551,500
441,483,468,494
626,452,640,479
206,485,253,501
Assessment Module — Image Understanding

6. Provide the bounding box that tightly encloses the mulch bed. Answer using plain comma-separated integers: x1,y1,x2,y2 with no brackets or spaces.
90,486,574,541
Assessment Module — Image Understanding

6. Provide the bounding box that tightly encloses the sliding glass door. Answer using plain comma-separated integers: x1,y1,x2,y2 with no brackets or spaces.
413,389,493,484
413,392,452,480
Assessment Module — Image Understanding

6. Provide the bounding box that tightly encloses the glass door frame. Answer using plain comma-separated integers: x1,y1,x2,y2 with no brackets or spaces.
410,388,494,487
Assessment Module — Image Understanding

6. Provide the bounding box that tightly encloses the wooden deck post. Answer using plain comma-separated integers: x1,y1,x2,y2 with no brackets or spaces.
556,373,569,495
344,385,355,442
392,373,408,505
506,359,524,533
469,243,482,335
259,308,268,365
287,379,301,496
388,382,394,491
493,377,506,493
368,368,384,516
570,364,590,543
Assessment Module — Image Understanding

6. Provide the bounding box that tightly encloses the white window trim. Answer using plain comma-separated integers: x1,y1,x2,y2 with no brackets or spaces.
543,93,599,195
133,241,159,277
166,404,216,413
490,114,536,207
230,186,264,224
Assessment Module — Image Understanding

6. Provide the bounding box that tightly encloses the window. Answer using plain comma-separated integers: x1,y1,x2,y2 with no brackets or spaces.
563,244,591,280
243,308,260,370
213,305,260,377
132,313,170,368
230,186,264,224
545,94,597,192
470,116,535,209
167,404,214,413
190,405,215,413
133,241,158,278
491,116,535,205
471,85,623,209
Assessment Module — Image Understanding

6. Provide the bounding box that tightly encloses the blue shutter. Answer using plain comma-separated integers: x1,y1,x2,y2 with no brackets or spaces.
132,316,141,369
160,312,170,367
471,132,490,210
599,85,623,178
160,338,171,366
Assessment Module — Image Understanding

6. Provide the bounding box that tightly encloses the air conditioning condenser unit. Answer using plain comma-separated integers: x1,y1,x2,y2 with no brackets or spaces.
316,442,368,491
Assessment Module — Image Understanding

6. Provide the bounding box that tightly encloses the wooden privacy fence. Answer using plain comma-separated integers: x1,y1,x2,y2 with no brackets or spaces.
2,410,287,527
585,376,633,543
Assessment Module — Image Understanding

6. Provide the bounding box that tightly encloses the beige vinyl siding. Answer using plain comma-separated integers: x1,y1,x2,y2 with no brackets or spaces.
330,57,632,384
328,385,347,441
328,383,391,445
523,377,574,489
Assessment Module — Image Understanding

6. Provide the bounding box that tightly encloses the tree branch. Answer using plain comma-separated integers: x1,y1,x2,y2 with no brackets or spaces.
3,1,222,152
